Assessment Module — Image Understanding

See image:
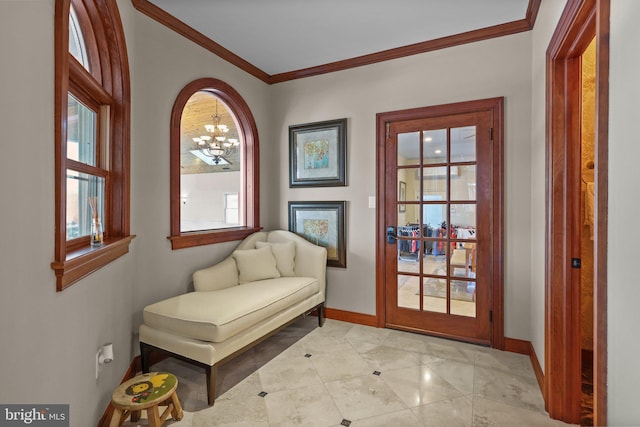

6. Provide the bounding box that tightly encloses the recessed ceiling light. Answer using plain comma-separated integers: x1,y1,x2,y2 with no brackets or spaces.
424,137,433,142
434,149,442,154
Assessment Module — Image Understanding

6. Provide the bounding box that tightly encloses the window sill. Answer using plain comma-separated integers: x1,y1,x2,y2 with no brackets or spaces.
168,227,261,250
51,235,136,291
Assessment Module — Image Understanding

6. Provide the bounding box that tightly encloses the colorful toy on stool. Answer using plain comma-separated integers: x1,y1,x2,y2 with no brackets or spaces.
110,372,183,427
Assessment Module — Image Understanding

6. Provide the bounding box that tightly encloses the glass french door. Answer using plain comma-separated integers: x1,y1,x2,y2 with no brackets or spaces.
384,110,494,344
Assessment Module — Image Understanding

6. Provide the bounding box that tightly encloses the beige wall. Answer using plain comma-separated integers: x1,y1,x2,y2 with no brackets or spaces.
271,33,534,338
529,0,567,374
0,0,137,424
608,1,640,423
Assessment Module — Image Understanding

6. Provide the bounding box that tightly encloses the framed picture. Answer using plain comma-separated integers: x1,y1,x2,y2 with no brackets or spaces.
288,201,346,268
399,181,406,213
289,118,347,187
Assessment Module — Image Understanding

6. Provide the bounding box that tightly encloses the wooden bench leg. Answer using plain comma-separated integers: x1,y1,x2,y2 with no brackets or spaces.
318,303,326,327
140,342,151,373
205,365,217,406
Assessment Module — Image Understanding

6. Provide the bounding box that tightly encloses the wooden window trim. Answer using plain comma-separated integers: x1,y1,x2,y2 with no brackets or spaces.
53,0,132,291
169,78,260,250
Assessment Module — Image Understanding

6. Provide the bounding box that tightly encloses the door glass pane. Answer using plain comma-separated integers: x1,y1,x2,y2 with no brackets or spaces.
424,203,446,229
397,240,419,273
398,275,420,310
423,277,447,313
451,165,476,201
422,167,447,197
423,129,446,164
67,94,97,166
423,247,446,276
398,132,420,166
451,280,476,317
66,171,104,239
399,204,420,230
450,126,476,162
450,204,476,229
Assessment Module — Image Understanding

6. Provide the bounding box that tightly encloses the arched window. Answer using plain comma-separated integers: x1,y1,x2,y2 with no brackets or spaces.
52,0,132,290
169,78,260,249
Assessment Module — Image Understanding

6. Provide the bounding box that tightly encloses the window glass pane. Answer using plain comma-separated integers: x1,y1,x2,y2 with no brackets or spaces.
224,193,239,225
450,126,476,162
180,91,243,232
66,171,104,239
69,7,90,70
67,94,97,166
423,129,447,164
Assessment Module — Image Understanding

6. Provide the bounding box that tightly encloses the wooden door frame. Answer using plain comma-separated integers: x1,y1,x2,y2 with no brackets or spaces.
545,0,609,425
376,97,505,349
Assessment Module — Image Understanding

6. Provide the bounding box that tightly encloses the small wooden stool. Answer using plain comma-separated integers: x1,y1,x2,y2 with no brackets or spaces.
110,372,183,427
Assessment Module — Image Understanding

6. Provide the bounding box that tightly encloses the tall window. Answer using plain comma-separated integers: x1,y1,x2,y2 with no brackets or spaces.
169,78,260,250
52,0,132,291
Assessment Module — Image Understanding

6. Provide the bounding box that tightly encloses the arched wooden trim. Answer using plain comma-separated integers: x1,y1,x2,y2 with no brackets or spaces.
168,78,261,250
545,0,609,424
52,0,132,291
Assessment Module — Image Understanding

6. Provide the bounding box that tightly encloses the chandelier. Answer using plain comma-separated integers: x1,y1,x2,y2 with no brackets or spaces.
192,100,239,165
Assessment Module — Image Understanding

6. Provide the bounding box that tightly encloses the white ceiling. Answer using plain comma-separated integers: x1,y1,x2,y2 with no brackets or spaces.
147,0,530,76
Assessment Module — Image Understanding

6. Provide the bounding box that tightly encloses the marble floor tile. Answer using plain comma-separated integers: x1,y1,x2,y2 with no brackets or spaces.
263,383,343,427
472,396,574,427
139,318,577,427
424,341,477,364
380,364,464,408
425,359,475,395
474,347,536,378
191,394,269,427
309,342,373,382
412,395,473,427
324,374,406,421
359,344,423,371
345,408,424,427
258,355,323,393
473,365,546,413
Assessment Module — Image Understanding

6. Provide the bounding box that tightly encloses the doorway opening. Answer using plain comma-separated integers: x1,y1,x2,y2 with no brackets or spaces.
545,0,609,425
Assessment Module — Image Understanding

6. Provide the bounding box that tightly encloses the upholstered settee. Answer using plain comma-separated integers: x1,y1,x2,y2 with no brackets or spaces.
139,230,327,406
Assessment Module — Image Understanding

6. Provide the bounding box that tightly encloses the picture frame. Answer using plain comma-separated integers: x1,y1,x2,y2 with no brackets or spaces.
399,181,406,213
289,118,347,187
288,201,346,268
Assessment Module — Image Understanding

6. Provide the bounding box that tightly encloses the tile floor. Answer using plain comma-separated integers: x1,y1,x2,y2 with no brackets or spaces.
124,316,576,427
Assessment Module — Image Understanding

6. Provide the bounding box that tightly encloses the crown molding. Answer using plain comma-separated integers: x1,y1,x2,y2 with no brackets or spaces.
132,0,541,85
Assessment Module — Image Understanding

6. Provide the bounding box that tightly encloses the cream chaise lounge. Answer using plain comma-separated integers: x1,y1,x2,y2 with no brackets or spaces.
139,230,327,406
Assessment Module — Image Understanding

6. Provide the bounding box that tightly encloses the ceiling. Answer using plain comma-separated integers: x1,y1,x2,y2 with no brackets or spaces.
140,0,536,82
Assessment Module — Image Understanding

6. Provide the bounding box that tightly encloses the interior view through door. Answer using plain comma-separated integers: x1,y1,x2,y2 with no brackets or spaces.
383,106,498,345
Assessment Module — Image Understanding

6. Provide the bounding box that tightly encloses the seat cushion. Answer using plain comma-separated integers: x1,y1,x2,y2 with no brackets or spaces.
143,277,319,343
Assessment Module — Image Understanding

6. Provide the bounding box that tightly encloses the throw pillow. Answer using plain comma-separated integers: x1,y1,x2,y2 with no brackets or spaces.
232,245,281,283
256,241,296,276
